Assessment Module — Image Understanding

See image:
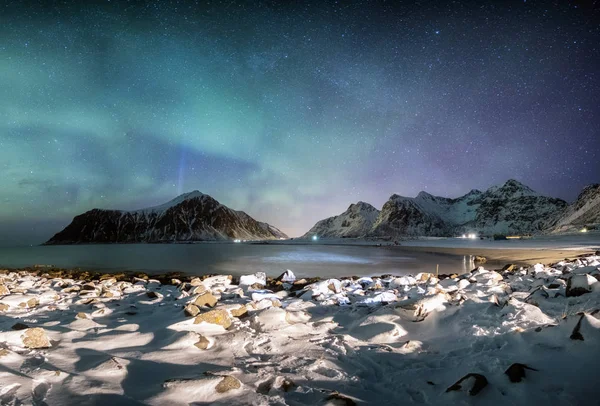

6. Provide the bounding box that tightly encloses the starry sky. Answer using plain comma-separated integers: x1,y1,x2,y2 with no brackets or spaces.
1,0,599,245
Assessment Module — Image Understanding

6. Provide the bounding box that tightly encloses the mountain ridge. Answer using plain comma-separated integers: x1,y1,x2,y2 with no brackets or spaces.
303,179,596,239
44,191,287,244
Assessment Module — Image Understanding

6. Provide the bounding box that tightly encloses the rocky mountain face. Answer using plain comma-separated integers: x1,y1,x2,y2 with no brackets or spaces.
372,179,567,237
302,202,380,238
45,191,288,244
551,184,600,233
306,180,571,238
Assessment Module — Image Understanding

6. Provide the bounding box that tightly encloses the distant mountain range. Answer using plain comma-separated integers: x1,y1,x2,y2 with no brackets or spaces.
303,180,600,239
44,191,287,244
45,180,600,245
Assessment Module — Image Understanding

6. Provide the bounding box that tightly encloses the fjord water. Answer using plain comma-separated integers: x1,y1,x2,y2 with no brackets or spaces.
0,243,482,278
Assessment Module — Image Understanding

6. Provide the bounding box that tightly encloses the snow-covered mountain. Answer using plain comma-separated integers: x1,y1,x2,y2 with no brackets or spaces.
551,184,600,233
305,180,569,239
44,191,287,244
302,202,380,239
371,179,567,237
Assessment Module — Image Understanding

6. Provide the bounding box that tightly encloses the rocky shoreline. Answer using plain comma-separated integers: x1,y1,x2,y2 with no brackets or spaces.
1,252,600,404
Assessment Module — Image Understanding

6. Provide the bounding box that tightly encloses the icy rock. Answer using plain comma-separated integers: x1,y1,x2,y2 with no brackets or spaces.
391,276,416,287
251,292,280,302
193,292,218,308
22,328,51,349
215,376,241,393
458,279,471,290
446,373,488,396
239,272,266,287
356,291,397,306
276,270,296,284
566,274,598,297
194,309,232,329
327,279,343,293
473,271,503,285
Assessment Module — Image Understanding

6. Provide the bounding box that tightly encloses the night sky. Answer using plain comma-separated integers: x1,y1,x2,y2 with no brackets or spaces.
1,1,599,245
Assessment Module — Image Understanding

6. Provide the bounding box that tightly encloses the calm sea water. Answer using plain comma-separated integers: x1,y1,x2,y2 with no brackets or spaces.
0,243,485,278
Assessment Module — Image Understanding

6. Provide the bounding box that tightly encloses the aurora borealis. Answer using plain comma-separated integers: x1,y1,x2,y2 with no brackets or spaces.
1,0,598,245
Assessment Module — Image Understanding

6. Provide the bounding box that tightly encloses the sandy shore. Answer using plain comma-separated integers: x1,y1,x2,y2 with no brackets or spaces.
385,245,597,267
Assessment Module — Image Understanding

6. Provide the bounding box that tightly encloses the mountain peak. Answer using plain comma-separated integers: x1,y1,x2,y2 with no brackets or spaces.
416,191,434,199
349,201,376,211
137,190,209,213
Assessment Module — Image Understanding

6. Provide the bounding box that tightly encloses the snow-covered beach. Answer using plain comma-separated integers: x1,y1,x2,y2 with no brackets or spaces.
1,250,600,405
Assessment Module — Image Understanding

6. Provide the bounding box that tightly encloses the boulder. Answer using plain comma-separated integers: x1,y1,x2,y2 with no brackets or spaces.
11,322,29,330
76,312,88,320
193,292,218,308
215,375,241,393
473,256,487,264
184,304,200,317
446,373,488,396
0,303,9,311
566,274,598,297
0,284,9,295
194,309,232,329
22,328,51,349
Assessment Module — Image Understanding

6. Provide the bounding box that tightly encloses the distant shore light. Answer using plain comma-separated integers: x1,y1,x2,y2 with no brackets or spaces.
312,235,318,241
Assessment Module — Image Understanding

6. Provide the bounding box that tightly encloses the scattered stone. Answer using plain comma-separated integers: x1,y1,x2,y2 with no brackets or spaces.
446,373,488,396
505,363,538,382
11,322,29,330
0,349,10,357
19,298,39,308
184,304,200,317
22,328,51,349
566,274,598,297
0,303,9,311
502,264,518,272
194,335,210,350
0,284,9,295
230,305,248,318
215,375,241,393
194,309,232,329
81,283,96,291
76,312,88,320
193,292,218,308
473,256,487,263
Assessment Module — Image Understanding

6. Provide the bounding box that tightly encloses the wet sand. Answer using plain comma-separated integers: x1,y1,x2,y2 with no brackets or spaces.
387,245,596,267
